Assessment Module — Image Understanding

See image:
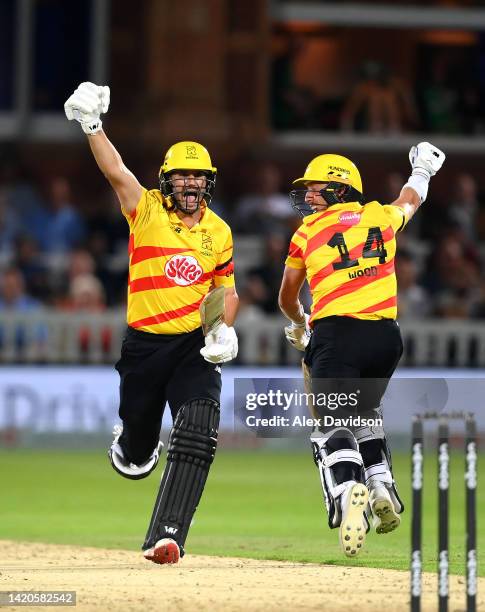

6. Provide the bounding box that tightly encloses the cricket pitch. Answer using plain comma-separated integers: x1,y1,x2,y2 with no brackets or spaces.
0,540,483,611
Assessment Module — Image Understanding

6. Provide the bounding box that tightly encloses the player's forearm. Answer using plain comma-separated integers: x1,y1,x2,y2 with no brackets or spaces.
391,185,421,224
224,290,239,326
279,295,305,325
87,131,130,183
279,266,307,323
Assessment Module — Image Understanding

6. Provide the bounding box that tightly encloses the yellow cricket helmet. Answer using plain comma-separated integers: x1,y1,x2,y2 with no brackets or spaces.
160,141,217,176
290,154,364,216
293,153,362,194
159,141,217,212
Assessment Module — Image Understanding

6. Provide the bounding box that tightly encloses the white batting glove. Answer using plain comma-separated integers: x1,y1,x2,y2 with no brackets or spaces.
409,142,445,180
200,323,238,364
284,313,311,352
64,82,110,135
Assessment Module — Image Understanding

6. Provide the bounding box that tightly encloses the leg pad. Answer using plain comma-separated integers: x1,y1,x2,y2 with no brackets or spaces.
311,428,365,528
143,398,219,550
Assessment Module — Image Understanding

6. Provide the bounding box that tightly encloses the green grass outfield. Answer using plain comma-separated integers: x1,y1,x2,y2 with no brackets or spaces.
0,449,482,575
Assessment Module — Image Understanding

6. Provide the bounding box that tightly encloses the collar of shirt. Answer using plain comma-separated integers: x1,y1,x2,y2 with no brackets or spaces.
167,204,209,232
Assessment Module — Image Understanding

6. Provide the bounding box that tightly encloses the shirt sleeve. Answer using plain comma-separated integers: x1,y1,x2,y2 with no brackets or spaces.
121,188,154,230
214,228,235,288
285,228,307,269
383,205,408,233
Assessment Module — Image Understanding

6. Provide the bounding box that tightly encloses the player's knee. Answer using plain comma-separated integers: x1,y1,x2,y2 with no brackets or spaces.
169,397,220,466
326,428,357,451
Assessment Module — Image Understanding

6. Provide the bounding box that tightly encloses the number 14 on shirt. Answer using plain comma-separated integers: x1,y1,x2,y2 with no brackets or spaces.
327,226,388,271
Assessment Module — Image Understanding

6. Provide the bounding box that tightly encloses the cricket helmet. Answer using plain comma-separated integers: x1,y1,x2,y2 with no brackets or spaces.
290,153,364,216
159,141,217,212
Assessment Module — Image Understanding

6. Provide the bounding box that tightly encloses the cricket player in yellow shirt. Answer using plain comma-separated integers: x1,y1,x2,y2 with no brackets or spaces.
65,82,239,564
279,145,445,557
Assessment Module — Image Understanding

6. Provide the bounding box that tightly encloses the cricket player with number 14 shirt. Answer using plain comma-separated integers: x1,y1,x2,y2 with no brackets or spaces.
279,143,445,557
64,82,239,565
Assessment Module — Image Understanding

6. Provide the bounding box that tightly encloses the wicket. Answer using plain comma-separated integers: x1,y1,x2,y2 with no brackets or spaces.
410,412,477,612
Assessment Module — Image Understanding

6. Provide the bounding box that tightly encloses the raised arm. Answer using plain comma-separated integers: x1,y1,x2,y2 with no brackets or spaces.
64,82,142,214
390,141,445,225
390,185,422,225
87,132,143,214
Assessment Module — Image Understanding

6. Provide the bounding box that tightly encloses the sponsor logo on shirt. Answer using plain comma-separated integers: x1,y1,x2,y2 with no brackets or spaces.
338,212,361,225
165,254,203,286
201,232,213,252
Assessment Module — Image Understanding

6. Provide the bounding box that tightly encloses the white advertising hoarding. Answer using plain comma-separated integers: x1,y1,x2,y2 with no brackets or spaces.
0,367,483,433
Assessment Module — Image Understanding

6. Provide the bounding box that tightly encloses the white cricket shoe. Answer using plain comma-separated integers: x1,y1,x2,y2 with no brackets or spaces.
339,481,369,558
369,484,401,534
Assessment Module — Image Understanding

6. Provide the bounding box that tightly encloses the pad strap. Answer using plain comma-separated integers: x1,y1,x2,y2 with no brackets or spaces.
322,448,363,469
364,462,393,486
311,431,365,528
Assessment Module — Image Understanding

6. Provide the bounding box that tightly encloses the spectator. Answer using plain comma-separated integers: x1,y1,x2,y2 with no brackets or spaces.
234,163,296,233
435,275,481,319
13,235,50,301
420,57,459,134
271,34,319,130
395,251,430,319
83,192,128,306
447,173,480,242
244,232,290,314
43,177,86,253
52,248,98,307
471,281,485,319
0,267,47,359
62,273,111,358
423,234,481,318
237,229,313,349
341,61,418,133
0,267,42,312
85,190,128,255
68,274,106,312
422,231,480,296
2,164,50,247
68,248,96,279
460,81,482,134
0,188,21,258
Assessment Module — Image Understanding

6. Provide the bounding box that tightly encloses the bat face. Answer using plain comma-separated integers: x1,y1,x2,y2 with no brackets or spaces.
200,286,225,335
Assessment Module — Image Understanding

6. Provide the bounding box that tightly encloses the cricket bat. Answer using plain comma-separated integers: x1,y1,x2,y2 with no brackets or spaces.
200,286,225,336
302,359,317,419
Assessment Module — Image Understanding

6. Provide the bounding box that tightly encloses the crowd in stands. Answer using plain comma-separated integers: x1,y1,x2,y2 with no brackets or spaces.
272,38,485,135
1,162,484,334
0,173,127,316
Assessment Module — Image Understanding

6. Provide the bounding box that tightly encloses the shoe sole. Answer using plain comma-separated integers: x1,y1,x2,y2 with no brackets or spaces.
339,483,369,558
372,498,401,534
144,539,180,565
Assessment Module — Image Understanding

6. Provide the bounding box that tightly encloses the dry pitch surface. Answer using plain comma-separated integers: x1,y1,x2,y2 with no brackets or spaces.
0,540,483,611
